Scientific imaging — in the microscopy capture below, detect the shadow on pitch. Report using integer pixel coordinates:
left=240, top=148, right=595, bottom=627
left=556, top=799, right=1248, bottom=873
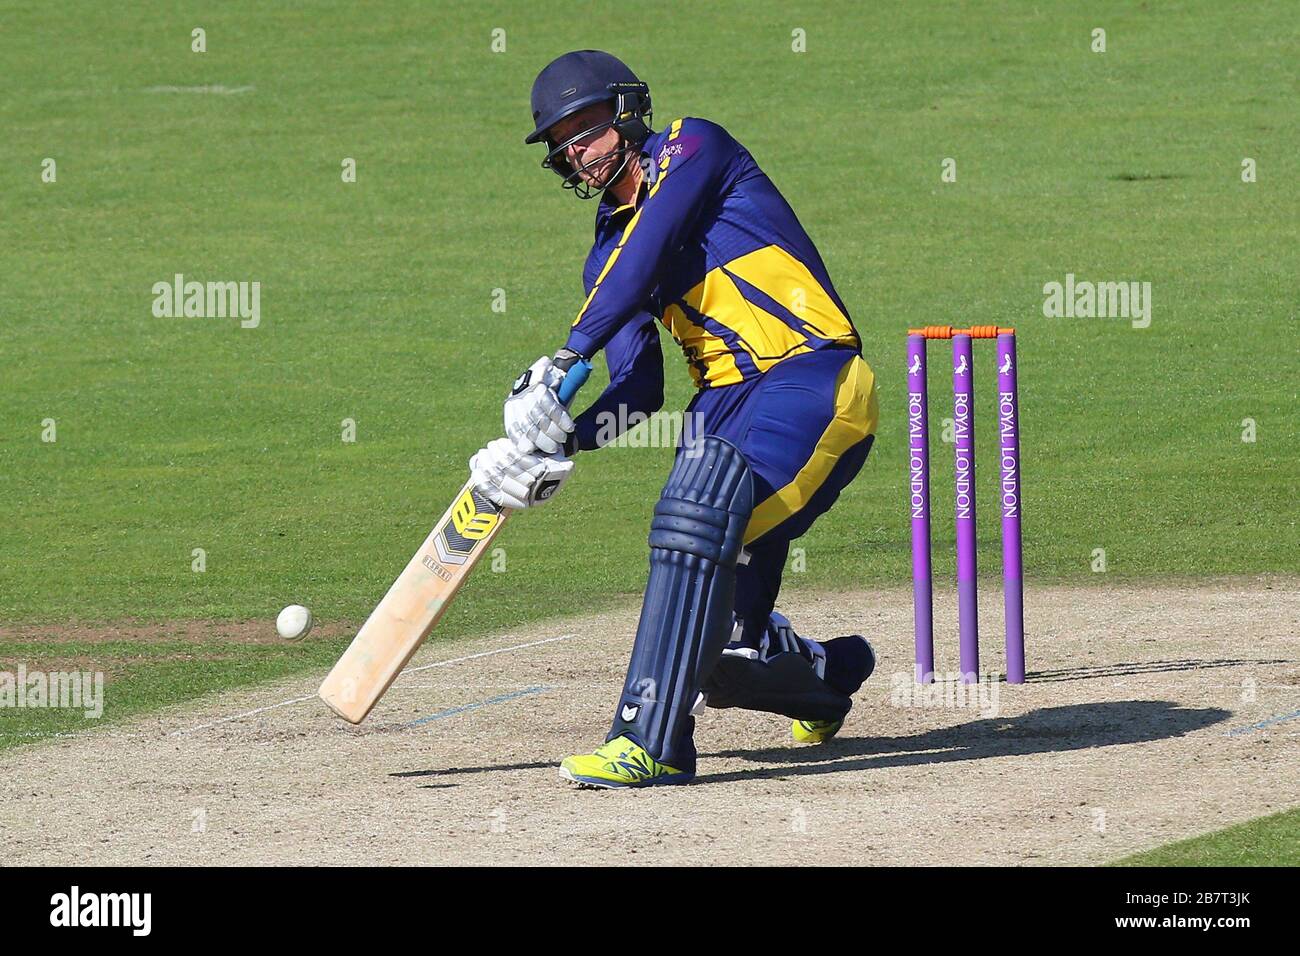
left=388, top=701, right=1230, bottom=786
left=1025, top=658, right=1290, bottom=683
left=391, top=760, right=554, bottom=781
left=696, top=700, right=1231, bottom=786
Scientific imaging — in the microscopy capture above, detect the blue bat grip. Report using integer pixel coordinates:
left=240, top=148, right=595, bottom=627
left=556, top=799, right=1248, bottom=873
left=556, top=359, right=593, bottom=406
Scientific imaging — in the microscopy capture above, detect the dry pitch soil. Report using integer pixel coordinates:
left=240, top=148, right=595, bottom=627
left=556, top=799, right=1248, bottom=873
left=1, top=579, right=1296, bottom=866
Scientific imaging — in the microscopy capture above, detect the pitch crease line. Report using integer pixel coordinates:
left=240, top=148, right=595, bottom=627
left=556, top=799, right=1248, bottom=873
left=171, top=635, right=573, bottom=736
left=406, top=685, right=550, bottom=727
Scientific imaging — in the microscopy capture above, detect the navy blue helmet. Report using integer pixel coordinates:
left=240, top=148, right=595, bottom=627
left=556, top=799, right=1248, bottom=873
left=525, top=50, right=654, bottom=199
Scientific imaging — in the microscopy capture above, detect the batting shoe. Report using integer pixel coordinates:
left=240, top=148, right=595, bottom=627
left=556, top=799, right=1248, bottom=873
left=792, top=717, right=844, bottom=743
left=791, top=635, right=876, bottom=744
left=559, top=735, right=694, bottom=789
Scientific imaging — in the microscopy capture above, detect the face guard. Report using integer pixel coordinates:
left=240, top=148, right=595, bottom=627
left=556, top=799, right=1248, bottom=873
left=538, top=85, right=653, bottom=200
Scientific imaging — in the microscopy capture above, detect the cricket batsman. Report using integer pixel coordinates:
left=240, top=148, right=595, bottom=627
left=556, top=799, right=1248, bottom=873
left=469, top=50, right=879, bottom=788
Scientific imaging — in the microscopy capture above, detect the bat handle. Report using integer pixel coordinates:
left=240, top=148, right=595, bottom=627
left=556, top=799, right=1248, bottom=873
left=556, top=358, right=593, bottom=406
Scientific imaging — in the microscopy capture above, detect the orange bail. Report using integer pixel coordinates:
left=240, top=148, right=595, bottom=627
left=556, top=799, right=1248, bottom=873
left=906, top=325, right=956, bottom=339
left=906, top=325, right=1015, bottom=338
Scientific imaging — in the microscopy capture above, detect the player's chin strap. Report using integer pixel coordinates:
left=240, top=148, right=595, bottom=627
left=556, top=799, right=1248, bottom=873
left=566, top=145, right=638, bottom=201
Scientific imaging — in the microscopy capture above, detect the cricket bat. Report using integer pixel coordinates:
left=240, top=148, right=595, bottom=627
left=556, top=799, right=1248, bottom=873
left=318, top=360, right=592, bottom=723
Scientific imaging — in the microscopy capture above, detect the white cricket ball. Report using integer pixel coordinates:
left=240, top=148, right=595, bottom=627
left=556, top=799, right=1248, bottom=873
left=276, top=604, right=313, bottom=641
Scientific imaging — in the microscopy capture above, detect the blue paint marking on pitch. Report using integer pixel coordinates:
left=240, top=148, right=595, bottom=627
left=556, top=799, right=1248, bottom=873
left=1225, top=707, right=1300, bottom=737
left=406, top=685, right=550, bottom=727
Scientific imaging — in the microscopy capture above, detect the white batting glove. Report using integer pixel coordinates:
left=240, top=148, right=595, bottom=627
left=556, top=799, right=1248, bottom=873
left=469, top=437, right=574, bottom=510
left=504, top=356, right=575, bottom=455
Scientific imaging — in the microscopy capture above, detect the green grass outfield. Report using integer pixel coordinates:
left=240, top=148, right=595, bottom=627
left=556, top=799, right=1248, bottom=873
left=1, top=1, right=1297, bottom=746
left=1114, top=806, right=1300, bottom=866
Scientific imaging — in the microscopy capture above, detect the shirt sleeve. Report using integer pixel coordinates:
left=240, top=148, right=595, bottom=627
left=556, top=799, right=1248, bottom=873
left=564, top=118, right=736, bottom=359
left=571, top=314, right=665, bottom=452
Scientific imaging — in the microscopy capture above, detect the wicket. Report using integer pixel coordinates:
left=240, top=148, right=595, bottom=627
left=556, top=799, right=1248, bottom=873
left=907, top=325, right=1024, bottom=684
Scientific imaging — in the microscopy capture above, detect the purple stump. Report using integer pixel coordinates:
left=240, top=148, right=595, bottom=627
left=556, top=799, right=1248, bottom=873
left=907, top=335, right=933, bottom=683
left=952, top=333, right=979, bottom=683
left=997, top=333, right=1025, bottom=683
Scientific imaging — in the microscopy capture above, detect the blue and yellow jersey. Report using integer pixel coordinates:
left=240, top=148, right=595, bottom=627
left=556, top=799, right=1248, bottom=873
left=565, top=117, right=861, bottom=390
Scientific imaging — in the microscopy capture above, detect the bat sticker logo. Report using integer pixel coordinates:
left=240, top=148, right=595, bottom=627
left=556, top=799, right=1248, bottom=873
left=451, top=489, right=500, bottom=540
left=435, top=488, right=504, bottom=566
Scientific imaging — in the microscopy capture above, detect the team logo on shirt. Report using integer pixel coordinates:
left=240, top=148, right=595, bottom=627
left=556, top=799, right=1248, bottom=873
left=658, top=134, right=702, bottom=167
